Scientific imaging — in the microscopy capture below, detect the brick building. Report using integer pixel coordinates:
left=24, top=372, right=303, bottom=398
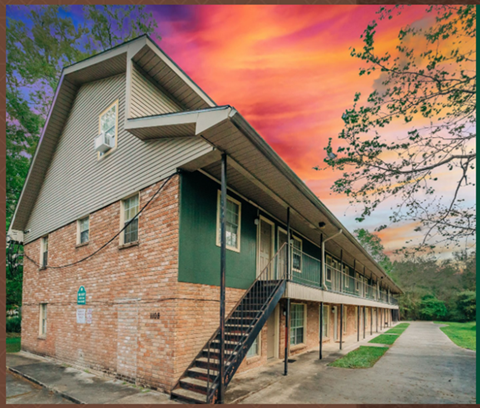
left=9, top=35, right=401, bottom=404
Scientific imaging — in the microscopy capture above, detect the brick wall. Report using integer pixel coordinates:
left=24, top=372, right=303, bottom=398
left=22, top=175, right=181, bottom=392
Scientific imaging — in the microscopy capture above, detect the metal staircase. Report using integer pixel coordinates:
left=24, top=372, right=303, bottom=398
left=171, top=243, right=288, bottom=404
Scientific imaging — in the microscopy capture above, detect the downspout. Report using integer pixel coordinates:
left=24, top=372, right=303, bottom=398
left=321, top=229, right=343, bottom=289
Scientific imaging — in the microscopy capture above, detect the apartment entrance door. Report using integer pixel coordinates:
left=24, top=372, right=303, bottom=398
left=258, top=217, right=274, bottom=277
left=267, top=305, right=278, bottom=359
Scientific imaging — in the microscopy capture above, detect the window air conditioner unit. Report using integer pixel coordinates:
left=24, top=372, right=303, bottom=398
left=94, top=131, right=113, bottom=153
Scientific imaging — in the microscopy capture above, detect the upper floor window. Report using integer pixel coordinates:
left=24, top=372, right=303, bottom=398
left=122, top=194, right=140, bottom=245
left=216, top=191, right=241, bottom=252
left=40, top=236, right=48, bottom=268
left=326, top=255, right=332, bottom=281
left=344, top=265, right=350, bottom=288
left=98, top=100, right=118, bottom=159
left=77, top=216, right=89, bottom=244
left=292, top=236, right=302, bottom=273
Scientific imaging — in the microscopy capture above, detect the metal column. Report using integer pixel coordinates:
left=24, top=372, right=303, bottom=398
left=218, top=153, right=227, bottom=404
left=339, top=304, right=343, bottom=350
left=284, top=207, right=291, bottom=376
left=319, top=301, right=323, bottom=359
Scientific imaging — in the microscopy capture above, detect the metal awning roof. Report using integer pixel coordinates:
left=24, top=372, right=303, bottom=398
left=126, top=107, right=402, bottom=294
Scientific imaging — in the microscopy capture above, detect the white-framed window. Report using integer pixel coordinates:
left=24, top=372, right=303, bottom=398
left=216, top=191, right=241, bottom=252
left=77, top=216, right=90, bottom=244
left=343, top=306, right=347, bottom=333
left=292, top=236, right=302, bottom=273
left=355, top=272, right=360, bottom=291
left=121, top=194, right=140, bottom=245
left=344, top=265, right=350, bottom=288
left=326, top=255, right=332, bottom=282
left=290, top=303, right=306, bottom=346
left=39, top=303, right=47, bottom=336
left=98, top=100, right=118, bottom=159
left=246, top=335, right=260, bottom=358
left=321, top=304, right=329, bottom=339
left=40, top=236, right=49, bottom=268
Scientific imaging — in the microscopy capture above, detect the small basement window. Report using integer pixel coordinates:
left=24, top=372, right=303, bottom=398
left=77, top=216, right=89, bottom=244
left=39, top=304, right=47, bottom=337
left=122, top=194, right=140, bottom=245
left=246, top=335, right=260, bottom=358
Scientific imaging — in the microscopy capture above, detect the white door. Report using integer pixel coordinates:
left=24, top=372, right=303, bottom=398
left=258, top=218, right=274, bottom=277
left=267, top=305, right=278, bottom=359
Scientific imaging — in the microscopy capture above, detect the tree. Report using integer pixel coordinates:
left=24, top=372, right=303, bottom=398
left=6, top=6, right=160, bottom=308
left=319, top=5, right=476, bottom=253
left=354, top=228, right=393, bottom=274
left=418, top=295, right=447, bottom=320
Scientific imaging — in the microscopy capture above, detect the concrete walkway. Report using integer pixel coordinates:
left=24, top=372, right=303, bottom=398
left=227, top=321, right=476, bottom=404
left=6, top=352, right=175, bottom=404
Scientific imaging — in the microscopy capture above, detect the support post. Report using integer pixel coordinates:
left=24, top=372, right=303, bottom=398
left=319, top=301, right=323, bottom=359
left=370, top=307, right=373, bottom=335
left=357, top=306, right=360, bottom=342
left=339, top=304, right=343, bottom=350
left=363, top=306, right=366, bottom=339
left=376, top=308, right=378, bottom=332
left=284, top=207, right=291, bottom=376
left=218, top=152, right=227, bottom=404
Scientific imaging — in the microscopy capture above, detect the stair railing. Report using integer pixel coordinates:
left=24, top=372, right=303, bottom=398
left=172, top=243, right=288, bottom=403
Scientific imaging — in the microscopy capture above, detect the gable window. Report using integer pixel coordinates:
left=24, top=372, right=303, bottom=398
left=40, top=236, right=48, bottom=268
left=292, top=236, right=302, bottom=272
left=98, top=100, right=118, bottom=158
left=39, top=304, right=47, bottom=337
left=77, top=216, right=90, bottom=244
left=216, top=191, right=241, bottom=252
left=290, top=303, right=306, bottom=346
left=122, top=194, right=139, bottom=245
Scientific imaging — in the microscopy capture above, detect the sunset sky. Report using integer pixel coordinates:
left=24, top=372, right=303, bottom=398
left=9, top=5, right=471, bottom=257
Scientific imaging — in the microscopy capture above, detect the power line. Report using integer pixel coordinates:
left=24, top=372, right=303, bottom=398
left=22, top=172, right=177, bottom=270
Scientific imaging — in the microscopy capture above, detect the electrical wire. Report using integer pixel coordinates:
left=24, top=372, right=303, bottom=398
left=23, top=172, right=177, bottom=270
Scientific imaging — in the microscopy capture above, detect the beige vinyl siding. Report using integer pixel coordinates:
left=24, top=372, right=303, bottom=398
left=129, top=63, right=183, bottom=118
left=24, top=73, right=211, bottom=244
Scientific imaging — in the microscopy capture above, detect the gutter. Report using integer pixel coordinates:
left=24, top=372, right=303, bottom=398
left=322, top=229, right=343, bottom=289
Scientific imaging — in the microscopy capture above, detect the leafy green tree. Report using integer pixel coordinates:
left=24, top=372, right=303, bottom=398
left=418, top=294, right=447, bottom=320
left=6, top=5, right=160, bottom=309
left=354, top=228, right=393, bottom=274
left=319, top=5, right=476, bottom=253
left=455, top=290, right=476, bottom=321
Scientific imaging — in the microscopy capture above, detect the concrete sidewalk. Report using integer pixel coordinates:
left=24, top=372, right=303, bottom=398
left=6, top=352, right=176, bottom=404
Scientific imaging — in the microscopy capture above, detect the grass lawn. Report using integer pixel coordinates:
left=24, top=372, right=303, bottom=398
left=434, top=321, right=476, bottom=351
left=329, top=346, right=389, bottom=368
left=6, top=337, right=21, bottom=353
left=386, top=323, right=410, bottom=335
left=395, top=323, right=410, bottom=328
left=368, top=334, right=399, bottom=345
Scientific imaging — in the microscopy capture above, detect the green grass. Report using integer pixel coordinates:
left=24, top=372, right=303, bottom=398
left=329, top=346, right=389, bottom=368
left=6, top=337, right=21, bottom=353
left=368, top=334, right=400, bottom=345
left=386, top=323, right=410, bottom=334
left=434, top=321, right=476, bottom=351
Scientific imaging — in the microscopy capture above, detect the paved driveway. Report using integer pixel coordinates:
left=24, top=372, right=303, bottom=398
left=228, top=322, right=476, bottom=404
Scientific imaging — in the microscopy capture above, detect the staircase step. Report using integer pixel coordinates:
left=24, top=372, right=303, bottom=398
left=195, top=357, right=231, bottom=370
left=171, top=387, right=207, bottom=404
left=211, top=339, right=240, bottom=350
left=202, top=347, right=238, bottom=359
left=187, top=366, right=219, bottom=381
left=180, top=377, right=212, bottom=395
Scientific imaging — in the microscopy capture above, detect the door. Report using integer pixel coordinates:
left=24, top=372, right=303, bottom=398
left=267, top=305, right=278, bottom=359
left=333, top=306, right=338, bottom=341
left=258, top=218, right=274, bottom=277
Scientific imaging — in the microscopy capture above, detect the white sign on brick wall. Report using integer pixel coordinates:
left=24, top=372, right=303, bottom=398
left=77, top=308, right=86, bottom=324
left=86, top=309, right=92, bottom=324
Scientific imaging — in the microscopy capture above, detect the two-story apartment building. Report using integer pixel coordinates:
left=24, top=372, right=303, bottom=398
left=9, top=35, right=401, bottom=404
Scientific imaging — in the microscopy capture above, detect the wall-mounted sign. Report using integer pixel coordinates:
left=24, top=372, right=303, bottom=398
left=86, top=309, right=92, bottom=324
left=77, top=309, right=86, bottom=324
left=77, top=286, right=86, bottom=305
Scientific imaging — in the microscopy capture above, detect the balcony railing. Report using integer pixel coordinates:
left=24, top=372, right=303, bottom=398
left=286, top=246, right=397, bottom=306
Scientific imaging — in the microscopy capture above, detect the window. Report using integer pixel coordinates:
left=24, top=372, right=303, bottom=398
left=290, top=303, right=305, bottom=345
left=40, top=236, right=48, bottom=268
left=246, top=335, right=259, bottom=358
left=77, top=217, right=89, bottom=244
left=355, top=273, right=360, bottom=291
left=321, top=305, right=329, bottom=339
left=39, top=304, right=47, bottom=336
left=122, top=194, right=139, bottom=244
left=292, top=236, right=302, bottom=272
left=344, top=266, right=350, bottom=288
left=326, top=255, right=332, bottom=281
left=216, top=192, right=241, bottom=252
left=98, top=101, right=118, bottom=158
left=343, top=306, right=347, bottom=333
